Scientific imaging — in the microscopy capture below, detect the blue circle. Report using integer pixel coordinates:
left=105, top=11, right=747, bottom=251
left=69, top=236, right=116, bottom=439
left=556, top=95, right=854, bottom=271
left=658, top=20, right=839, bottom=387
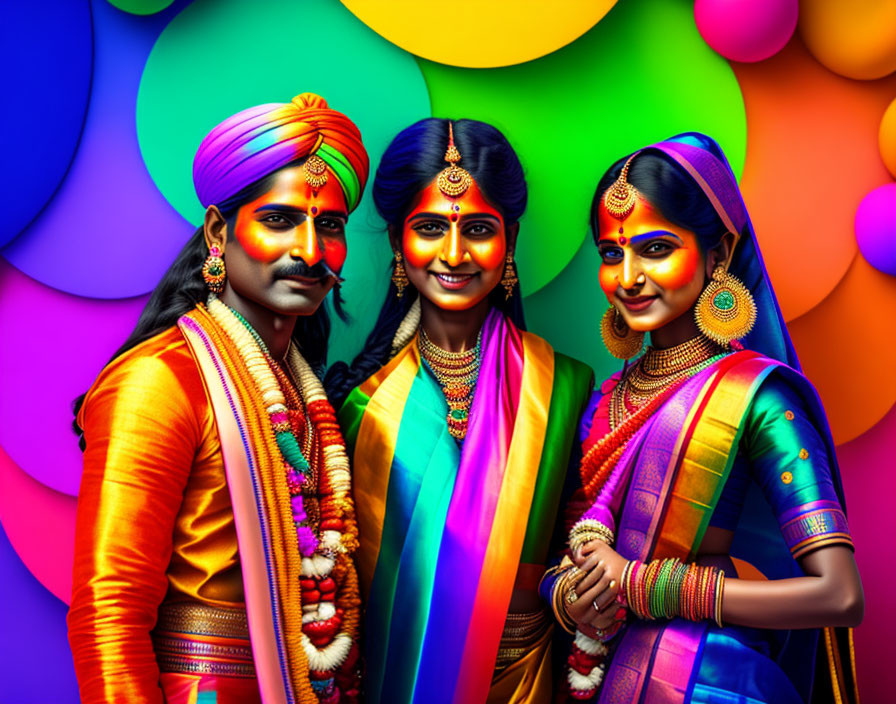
left=0, top=0, right=92, bottom=247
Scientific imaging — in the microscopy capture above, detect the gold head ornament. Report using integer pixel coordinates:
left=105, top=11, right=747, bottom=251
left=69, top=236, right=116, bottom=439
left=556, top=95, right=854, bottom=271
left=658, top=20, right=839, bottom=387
left=304, top=154, right=328, bottom=189
left=603, top=153, right=640, bottom=220
left=436, top=122, right=473, bottom=198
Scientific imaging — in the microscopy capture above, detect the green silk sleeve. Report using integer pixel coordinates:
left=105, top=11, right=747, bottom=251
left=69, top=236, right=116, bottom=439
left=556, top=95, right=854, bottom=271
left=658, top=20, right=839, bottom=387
left=739, top=374, right=853, bottom=559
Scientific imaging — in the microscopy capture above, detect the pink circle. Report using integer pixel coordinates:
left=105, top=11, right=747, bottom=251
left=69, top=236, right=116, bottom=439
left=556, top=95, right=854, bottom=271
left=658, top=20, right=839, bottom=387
left=0, top=445, right=77, bottom=603
left=855, top=183, right=896, bottom=276
left=695, top=0, right=798, bottom=63
left=0, top=259, right=148, bottom=495
left=836, top=402, right=896, bottom=702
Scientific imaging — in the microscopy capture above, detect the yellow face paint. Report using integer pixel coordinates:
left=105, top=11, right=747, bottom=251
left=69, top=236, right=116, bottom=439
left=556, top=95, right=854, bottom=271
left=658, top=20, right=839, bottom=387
left=401, top=178, right=507, bottom=312
left=596, top=196, right=705, bottom=332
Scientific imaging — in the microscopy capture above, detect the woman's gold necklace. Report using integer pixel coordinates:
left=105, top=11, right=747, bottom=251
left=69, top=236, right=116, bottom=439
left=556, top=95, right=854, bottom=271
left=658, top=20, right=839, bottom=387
left=418, top=327, right=482, bottom=441
left=610, top=335, right=728, bottom=429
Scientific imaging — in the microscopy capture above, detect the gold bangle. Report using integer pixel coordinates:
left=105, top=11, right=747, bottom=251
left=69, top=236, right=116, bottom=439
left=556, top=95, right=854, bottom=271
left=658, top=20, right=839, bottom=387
left=551, top=571, right=577, bottom=635
left=715, top=571, right=725, bottom=628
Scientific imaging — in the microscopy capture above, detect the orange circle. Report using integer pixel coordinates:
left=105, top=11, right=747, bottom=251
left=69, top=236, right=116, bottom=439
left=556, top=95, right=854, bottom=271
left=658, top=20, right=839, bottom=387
left=799, top=1, right=896, bottom=80
left=879, top=98, right=896, bottom=180
left=788, top=253, right=896, bottom=444
left=733, top=38, right=896, bottom=321
left=781, top=471, right=794, bottom=485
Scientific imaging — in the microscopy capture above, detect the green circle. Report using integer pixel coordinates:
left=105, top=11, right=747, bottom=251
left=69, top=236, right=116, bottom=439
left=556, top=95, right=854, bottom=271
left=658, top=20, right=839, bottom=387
left=713, top=290, right=735, bottom=310
left=419, top=0, right=746, bottom=296
left=136, top=0, right=431, bottom=364
left=107, top=0, right=175, bottom=15
left=524, top=238, right=622, bottom=384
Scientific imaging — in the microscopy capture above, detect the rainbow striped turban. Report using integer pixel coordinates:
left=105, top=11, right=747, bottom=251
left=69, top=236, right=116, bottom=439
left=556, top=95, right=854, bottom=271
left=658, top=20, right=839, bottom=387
left=193, top=92, right=369, bottom=212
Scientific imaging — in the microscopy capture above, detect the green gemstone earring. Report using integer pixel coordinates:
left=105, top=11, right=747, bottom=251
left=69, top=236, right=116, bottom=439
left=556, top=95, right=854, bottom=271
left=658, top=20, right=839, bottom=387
left=694, top=267, right=757, bottom=345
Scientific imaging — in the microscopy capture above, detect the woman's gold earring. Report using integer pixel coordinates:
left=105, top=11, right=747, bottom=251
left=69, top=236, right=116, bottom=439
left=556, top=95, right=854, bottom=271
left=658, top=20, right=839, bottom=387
left=500, top=253, right=519, bottom=299
left=694, top=267, right=757, bottom=345
left=202, top=245, right=226, bottom=294
left=392, top=251, right=408, bottom=298
left=601, top=306, right=644, bottom=360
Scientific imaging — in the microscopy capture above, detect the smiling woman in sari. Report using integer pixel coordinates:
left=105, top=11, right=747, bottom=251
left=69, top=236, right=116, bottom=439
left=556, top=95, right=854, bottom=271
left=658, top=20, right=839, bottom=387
left=542, top=133, right=863, bottom=703
left=328, top=118, right=592, bottom=704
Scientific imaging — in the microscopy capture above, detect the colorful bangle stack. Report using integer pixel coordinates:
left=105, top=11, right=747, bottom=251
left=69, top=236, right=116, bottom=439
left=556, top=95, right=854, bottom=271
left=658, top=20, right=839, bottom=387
left=622, top=558, right=724, bottom=627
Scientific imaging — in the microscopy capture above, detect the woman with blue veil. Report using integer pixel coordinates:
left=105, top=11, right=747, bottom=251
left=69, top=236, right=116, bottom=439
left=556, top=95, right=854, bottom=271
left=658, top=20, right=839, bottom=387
left=542, top=133, right=863, bottom=703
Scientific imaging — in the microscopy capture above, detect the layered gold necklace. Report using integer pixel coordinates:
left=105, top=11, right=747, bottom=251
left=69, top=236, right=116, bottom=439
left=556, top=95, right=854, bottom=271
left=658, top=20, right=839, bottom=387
left=418, top=327, right=482, bottom=441
left=610, top=335, right=727, bottom=429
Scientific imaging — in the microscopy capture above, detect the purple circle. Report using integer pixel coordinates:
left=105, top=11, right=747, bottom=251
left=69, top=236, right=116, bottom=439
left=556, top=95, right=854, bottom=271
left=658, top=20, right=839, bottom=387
left=1, top=0, right=193, bottom=298
left=855, top=183, right=896, bottom=277
left=694, top=0, right=798, bottom=63
left=0, top=259, right=148, bottom=495
left=0, top=0, right=91, bottom=247
left=0, top=525, right=78, bottom=703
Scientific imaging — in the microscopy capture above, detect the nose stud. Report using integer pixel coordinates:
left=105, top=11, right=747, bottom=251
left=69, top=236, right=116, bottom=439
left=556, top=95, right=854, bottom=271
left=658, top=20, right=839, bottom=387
left=635, top=273, right=646, bottom=285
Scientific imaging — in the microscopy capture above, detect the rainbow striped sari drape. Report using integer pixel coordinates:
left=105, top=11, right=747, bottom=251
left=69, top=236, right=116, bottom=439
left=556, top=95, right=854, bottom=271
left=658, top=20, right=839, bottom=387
left=340, top=310, right=591, bottom=704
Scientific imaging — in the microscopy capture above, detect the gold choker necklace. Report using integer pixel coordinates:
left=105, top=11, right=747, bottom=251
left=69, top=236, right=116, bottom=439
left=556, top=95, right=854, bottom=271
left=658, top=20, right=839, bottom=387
left=418, top=327, right=482, bottom=441
left=610, top=336, right=727, bottom=429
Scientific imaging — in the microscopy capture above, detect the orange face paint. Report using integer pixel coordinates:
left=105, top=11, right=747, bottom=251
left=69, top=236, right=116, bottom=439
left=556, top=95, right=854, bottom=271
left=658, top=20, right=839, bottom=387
left=595, top=196, right=705, bottom=332
left=232, top=164, right=349, bottom=272
left=403, top=179, right=506, bottom=271
left=401, top=178, right=507, bottom=311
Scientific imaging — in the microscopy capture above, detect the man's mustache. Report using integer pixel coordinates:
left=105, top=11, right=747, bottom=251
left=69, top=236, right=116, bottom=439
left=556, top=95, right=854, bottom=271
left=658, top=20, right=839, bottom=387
left=272, top=259, right=343, bottom=283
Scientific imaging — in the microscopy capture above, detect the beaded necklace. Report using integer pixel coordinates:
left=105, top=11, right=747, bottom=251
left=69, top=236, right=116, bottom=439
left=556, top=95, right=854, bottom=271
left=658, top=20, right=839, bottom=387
left=610, top=336, right=727, bottom=429
left=418, top=326, right=482, bottom=441
left=205, top=298, right=359, bottom=693
left=581, top=336, right=730, bottom=502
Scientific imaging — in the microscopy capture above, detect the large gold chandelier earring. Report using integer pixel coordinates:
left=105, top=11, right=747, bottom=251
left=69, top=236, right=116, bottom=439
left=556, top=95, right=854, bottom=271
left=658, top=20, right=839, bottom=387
left=600, top=306, right=644, bottom=360
left=392, top=250, right=409, bottom=298
left=202, top=245, right=226, bottom=294
left=500, top=252, right=519, bottom=299
left=694, top=267, right=757, bottom=345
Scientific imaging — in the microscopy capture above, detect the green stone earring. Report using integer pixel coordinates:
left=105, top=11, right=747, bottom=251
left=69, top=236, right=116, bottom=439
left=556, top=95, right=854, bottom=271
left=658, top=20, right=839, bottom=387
left=694, top=267, right=757, bottom=345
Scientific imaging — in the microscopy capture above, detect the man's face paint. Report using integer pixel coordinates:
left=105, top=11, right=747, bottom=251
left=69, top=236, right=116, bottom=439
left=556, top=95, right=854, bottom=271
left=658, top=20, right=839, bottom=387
left=232, top=164, right=348, bottom=273
left=222, top=163, right=348, bottom=318
left=596, top=196, right=705, bottom=332
left=401, top=178, right=507, bottom=312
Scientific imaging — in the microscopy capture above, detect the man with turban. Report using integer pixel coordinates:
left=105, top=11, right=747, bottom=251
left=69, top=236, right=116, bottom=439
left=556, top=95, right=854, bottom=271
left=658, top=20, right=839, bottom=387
left=68, top=93, right=370, bottom=704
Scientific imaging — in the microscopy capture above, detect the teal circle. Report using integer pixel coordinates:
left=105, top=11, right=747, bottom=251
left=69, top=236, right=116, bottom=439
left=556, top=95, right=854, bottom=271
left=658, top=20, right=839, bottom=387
left=713, top=289, right=735, bottom=310
left=137, top=0, right=430, bottom=363
left=419, top=0, right=746, bottom=296
left=107, top=0, right=175, bottom=15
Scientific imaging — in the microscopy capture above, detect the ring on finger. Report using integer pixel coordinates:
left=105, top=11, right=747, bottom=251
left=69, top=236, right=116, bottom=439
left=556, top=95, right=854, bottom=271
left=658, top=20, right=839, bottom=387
left=565, top=587, right=580, bottom=605
left=592, top=598, right=601, bottom=612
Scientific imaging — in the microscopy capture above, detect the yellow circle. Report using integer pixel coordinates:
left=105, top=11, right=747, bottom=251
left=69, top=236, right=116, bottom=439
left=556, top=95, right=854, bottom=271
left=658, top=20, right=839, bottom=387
left=799, top=448, right=810, bottom=460
left=784, top=410, right=795, bottom=421
left=781, top=471, right=793, bottom=485
left=339, top=0, right=618, bottom=68
left=880, top=98, right=896, bottom=180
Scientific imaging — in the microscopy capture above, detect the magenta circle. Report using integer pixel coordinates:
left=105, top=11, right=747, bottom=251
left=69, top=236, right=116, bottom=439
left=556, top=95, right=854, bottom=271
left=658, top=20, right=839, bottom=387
left=855, top=183, right=896, bottom=277
left=694, top=0, right=798, bottom=63
left=0, top=259, right=148, bottom=495
left=0, top=445, right=77, bottom=604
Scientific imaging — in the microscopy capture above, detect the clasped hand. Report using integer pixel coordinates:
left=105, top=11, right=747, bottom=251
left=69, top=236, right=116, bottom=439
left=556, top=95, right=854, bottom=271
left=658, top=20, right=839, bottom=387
left=565, top=539, right=629, bottom=637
